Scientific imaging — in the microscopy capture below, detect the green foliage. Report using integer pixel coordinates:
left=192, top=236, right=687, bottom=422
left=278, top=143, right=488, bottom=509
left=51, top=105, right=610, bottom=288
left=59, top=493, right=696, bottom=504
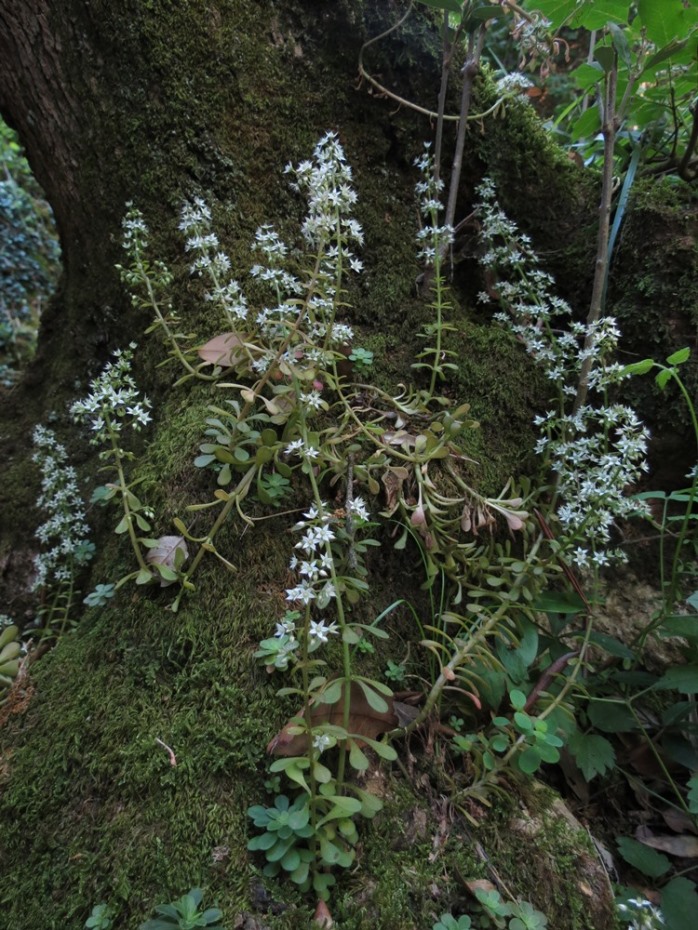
left=454, top=689, right=566, bottom=781
left=566, top=731, right=615, bottom=781
left=247, top=791, right=364, bottom=897
left=384, top=658, right=407, bottom=684
left=661, top=878, right=698, bottom=930
left=348, top=346, right=374, bottom=376
left=85, top=903, right=116, bottom=929
left=616, top=836, right=671, bottom=879
left=83, top=583, right=117, bottom=608
left=0, top=120, right=60, bottom=384
left=432, top=887, right=549, bottom=930
left=522, top=0, right=698, bottom=180
left=140, top=888, right=223, bottom=930
left=433, top=914, right=472, bottom=930
left=0, top=622, right=22, bottom=697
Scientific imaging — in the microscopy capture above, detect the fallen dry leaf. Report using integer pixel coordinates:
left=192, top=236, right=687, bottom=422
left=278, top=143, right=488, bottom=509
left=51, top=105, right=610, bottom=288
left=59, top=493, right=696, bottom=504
left=639, top=831, right=698, bottom=858
left=197, top=332, right=246, bottom=367
left=268, top=683, right=420, bottom=756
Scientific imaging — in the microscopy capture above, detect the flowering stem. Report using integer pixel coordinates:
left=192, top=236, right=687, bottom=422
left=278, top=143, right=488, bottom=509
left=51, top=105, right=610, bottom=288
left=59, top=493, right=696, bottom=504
left=173, top=250, right=328, bottom=610
left=297, top=399, right=353, bottom=792
left=428, top=249, right=445, bottom=398
left=133, top=249, right=217, bottom=382
left=109, top=423, right=150, bottom=576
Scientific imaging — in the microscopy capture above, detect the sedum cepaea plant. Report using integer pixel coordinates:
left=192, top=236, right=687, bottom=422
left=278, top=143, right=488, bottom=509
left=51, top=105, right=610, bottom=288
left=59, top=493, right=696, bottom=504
left=110, top=133, right=551, bottom=901
left=32, top=424, right=95, bottom=634
left=69, top=344, right=158, bottom=588
left=46, top=127, right=660, bottom=912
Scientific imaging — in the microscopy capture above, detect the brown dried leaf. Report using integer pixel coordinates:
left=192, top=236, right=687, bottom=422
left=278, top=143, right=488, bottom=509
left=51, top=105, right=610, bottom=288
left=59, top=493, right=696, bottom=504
left=660, top=808, right=698, bottom=835
left=268, top=680, right=396, bottom=756
left=381, top=466, right=409, bottom=515
left=639, top=832, right=698, bottom=859
left=197, top=332, right=246, bottom=367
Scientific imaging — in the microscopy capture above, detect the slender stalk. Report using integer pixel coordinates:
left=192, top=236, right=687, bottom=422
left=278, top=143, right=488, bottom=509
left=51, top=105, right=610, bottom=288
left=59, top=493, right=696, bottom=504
left=572, top=54, right=618, bottom=416
left=134, top=252, right=218, bottom=381
left=303, top=433, right=352, bottom=791
left=443, top=27, right=485, bottom=238
left=109, top=422, right=151, bottom=575
left=400, top=534, right=544, bottom=736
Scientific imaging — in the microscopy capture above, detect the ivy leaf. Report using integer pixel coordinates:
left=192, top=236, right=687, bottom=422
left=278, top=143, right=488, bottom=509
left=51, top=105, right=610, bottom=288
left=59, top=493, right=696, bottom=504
left=661, top=878, right=698, bottom=930
left=654, top=665, right=698, bottom=694
left=687, top=776, right=698, bottom=815
left=567, top=731, right=616, bottom=781
left=638, top=0, right=698, bottom=46
left=616, top=836, right=671, bottom=878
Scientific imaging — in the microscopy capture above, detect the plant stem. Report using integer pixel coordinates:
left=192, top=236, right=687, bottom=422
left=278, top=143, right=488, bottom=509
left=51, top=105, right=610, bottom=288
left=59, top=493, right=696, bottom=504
left=400, top=533, right=544, bottom=736
left=110, top=421, right=151, bottom=575
left=135, top=253, right=217, bottom=381
left=572, top=53, right=618, bottom=416
left=443, top=27, right=485, bottom=239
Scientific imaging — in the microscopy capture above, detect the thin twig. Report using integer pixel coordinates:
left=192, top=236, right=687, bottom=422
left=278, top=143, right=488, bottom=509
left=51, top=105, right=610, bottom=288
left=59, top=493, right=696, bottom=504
left=572, top=52, right=618, bottom=416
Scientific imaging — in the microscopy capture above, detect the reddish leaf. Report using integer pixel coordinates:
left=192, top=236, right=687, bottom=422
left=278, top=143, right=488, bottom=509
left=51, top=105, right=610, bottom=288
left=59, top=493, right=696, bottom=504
left=268, top=680, right=398, bottom=756
left=313, top=899, right=334, bottom=929
left=197, top=332, right=246, bottom=367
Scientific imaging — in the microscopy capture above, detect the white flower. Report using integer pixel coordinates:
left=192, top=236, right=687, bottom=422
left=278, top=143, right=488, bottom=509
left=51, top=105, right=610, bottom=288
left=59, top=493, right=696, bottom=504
left=312, top=524, right=335, bottom=545
left=32, top=426, right=93, bottom=590
left=313, top=733, right=333, bottom=753
left=309, top=619, right=339, bottom=644
left=285, top=581, right=316, bottom=605
left=348, top=496, right=370, bottom=521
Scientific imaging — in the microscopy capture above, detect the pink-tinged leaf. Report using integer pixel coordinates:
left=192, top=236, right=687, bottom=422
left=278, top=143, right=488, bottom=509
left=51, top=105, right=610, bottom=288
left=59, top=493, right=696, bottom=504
left=313, top=899, right=334, bottom=928
left=504, top=510, right=529, bottom=532
left=197, top=332, right=245, bottom=367
left=146, top=536, right=189, bottom=587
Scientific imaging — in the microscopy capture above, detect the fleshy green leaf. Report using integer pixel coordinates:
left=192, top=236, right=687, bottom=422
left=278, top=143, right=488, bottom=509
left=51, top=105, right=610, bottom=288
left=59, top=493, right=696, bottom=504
left=667, top=347, right=691, bottom=366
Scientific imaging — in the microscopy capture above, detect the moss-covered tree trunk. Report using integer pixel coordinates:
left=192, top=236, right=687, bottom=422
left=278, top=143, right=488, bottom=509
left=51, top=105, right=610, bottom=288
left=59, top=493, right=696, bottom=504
left=0, top=2, right=674, bottom=927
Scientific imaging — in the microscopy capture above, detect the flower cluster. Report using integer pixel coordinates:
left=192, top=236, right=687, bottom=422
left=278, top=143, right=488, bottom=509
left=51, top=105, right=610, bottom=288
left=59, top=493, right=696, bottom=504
left=285, top=130, right=364, bottom=271
left=32, top=425, right=94, bottom=590
left=286, top=503, right=339, bottom=615
left=179, top=198, right=249, bottom=325
left=255, top=497, right=370, bottom=672
left=120, top=204, right=173, bottom=294
left=476, top=179, right=649, bottom=567
left=414, top=144, right=454, bottom=263
left=177, top=133, right=362, bottom=383
left=616, top=897, right=664, bottom=930
left=70, top=344, right=152, bottom=453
